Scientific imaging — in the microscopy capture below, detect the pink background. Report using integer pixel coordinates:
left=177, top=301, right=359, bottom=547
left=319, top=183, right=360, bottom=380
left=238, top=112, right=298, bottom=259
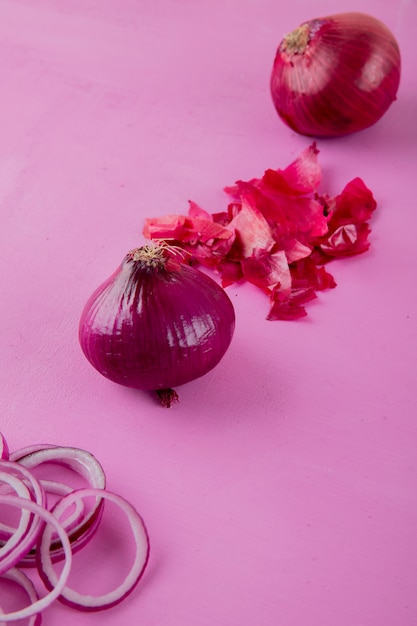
left=1, top=0, right=416, bottom=624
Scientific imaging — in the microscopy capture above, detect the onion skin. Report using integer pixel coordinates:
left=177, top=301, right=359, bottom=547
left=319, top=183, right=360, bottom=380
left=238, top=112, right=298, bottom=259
left=270, top=12, right=401, bottom=137
left=79, top=246, right=235, bottom=394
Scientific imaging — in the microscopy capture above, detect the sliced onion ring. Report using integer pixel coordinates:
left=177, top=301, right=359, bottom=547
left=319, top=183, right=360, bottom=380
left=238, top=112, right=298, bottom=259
left=0, top=471, right=33, bottom=568
left=40, top=480, right=86, bottom=534
left=14, top=446, right=106, bottom=563
left=12, top=446, right=106, bottom=490
left=9, top=444, right=54, bottom=463
left=0, top=567, right=42, bottom=626
left=37, top=488, right=150, bottom=611
left=0, top=495, right=72, bottom=622
left=0, top=462, right=46, bottom=573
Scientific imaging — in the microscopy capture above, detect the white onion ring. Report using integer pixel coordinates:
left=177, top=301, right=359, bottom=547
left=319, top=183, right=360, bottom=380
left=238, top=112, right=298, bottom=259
left=0, top=495, right=72, bottom=622
left=37, top=488, right=150, bottom=610
left=0, top=462, right=46, bottom=573
left=12, top=446, right=106, bottom=488
left=40, top=480, right=86, bottom=533
left=9, top=444, right=55, bottom=463
left=0, top=567, right=42, bottom=626
left=0, top=471, right=33, bottom=571
left=14, top=447, right=106, bottom=563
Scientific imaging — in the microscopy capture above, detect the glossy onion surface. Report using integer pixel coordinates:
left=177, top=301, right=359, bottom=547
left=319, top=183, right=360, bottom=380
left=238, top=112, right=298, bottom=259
left=270, top=12, right=401, bottom=137
left=79, top=250, right=236, bottom=391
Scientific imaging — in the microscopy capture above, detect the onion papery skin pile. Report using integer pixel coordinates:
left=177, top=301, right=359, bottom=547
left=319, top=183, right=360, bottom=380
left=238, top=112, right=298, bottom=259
left=0, top=433, right=150, bottom=622
left=79, top=246, right=236, bottom=399
left=270, top=12, right=401, bottom=137
left=143, top=144, right=377, bottom=321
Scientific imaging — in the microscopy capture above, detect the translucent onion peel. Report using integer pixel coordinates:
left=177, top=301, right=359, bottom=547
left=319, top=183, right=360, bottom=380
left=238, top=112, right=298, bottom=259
left=143, top=144, right=377, bottom=320
left=270, top=12, right=401, bottom=137
left=79, top=243, right=236, bottom=405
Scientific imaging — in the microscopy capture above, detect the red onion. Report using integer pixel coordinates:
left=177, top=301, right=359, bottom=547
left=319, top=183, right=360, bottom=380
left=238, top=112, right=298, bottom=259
left=79, top=244, right=235, bottom=406
left=270, top=12, right=401, bottom=137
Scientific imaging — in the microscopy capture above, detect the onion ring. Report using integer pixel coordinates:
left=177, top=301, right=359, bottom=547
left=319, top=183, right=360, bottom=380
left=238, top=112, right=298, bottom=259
left=0, top=471, right=33, bottom=569
left=0, top=495, right=72, bottom=622
left=0, top=462, right=46, bottom=573
left=37, top=488, right=150, bottom=611
left=0, top=567, right=42, bottom=626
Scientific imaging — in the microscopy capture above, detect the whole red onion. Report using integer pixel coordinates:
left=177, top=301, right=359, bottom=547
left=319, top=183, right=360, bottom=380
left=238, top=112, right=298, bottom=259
left=270, top=12, right=401, bottom=137
left=79, top=244, right=235, bottom=405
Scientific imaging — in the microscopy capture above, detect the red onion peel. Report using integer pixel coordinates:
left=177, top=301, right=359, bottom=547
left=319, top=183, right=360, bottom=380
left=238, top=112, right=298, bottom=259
left=144, top=144, right=377, bottom=320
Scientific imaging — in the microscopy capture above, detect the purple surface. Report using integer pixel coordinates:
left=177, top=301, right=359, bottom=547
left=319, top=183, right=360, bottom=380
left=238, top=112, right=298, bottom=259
left=1, top=0, right=416, bottom=624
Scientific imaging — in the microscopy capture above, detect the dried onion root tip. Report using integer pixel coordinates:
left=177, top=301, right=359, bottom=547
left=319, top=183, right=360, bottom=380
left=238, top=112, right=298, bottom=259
left=0, top=495, right=73, bottom=622
left=127, top=241, right=189, bottom=272
left=156, top=388, right=179, bottom=408
left=280, top=22, right=311, bottom=54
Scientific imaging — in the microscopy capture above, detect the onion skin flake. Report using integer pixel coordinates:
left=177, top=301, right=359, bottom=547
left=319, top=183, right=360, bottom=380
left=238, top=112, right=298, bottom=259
left=143, top=144, right=377, bottom=320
